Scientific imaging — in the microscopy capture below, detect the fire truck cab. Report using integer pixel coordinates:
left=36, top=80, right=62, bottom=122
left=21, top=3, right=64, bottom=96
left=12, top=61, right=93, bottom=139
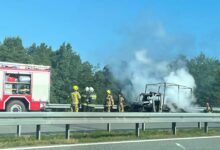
left=0, top=62, right=50, bottom=112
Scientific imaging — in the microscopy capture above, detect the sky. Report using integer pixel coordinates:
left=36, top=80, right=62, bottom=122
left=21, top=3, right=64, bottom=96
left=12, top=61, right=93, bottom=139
left=0, top=0, right=220, bottom=65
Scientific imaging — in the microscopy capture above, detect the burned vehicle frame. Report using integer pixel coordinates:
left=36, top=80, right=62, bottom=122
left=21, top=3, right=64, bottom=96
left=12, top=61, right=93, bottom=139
left=129, top=82, right=193, bottom=112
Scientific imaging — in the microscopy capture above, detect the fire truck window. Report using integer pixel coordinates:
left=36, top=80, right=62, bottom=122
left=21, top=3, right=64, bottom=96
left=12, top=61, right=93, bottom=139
left=6, top=74, right=17, bottom=82
left=4, top=83, right=14, bottom=94
left=18, top=84, right=30, bottom=94
left=4, top=73, right=31, bottom=95
left=18, top=75, right=31, bottom=83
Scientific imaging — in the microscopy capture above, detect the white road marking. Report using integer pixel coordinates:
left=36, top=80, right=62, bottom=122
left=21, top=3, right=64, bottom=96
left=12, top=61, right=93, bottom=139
left=176, top=143, right=187, bottom=150
left=1, top=135, right=220, bottom=150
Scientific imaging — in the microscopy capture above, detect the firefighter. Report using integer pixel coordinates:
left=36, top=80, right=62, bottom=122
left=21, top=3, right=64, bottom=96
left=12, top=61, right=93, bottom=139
left=204, top=102, right=212, bottom=113
left=81, top=87, right=90, bottom=112
left=118, top=92, right=125, bottom=112
left=70, top=85, right=81, bottom=112
left=105, top=89, right=114, bottom=112
left=87, top=87, right=97, bottom=112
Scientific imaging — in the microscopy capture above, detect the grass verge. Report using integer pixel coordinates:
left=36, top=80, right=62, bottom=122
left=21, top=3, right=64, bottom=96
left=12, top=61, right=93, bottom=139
left=1, top=128, right=220, bottom=148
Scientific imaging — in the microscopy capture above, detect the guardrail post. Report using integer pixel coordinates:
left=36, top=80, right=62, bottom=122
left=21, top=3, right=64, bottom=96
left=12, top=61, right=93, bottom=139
left=204, top=122, right=208, bottom=133
left=172, top=122, right=176, bottom=135
left=65, top=124, right=70, bottom=140
left=36, top=125, right=41, bottom=140
left=17, top=125, right=21, bottom=137
left=198, top=122, right=202, bottom=129
left=142, top=123, right=145, bottom=131
left=135, top=123, right=140, bottom=137
left=107, top=123, right=111, bottom=133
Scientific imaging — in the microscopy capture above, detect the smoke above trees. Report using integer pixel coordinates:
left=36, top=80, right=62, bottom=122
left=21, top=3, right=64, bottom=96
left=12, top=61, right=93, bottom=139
left=108, top=16, right=198, bottom=111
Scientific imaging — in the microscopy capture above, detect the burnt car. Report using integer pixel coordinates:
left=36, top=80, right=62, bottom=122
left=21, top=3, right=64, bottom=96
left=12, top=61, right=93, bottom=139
left=128, top=83, right=192, bottom=112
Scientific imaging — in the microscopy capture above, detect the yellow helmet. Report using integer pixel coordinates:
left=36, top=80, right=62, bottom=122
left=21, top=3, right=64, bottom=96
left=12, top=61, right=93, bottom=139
left=106, top=89, right=111, bottom=94
left=73, top=85, right=79, bottom=91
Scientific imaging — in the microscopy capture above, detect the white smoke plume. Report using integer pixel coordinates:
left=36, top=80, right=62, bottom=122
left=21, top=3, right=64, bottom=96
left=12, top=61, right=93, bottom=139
left=108, top=16, right=197, bottom=112
left=111, top=49, right=197, bottom=112
left=164, top=68, right=197, bottom=112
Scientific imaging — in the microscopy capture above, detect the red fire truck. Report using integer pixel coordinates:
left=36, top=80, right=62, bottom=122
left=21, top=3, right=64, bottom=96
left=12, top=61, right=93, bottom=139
left=0, top=61, right=50, bottom=112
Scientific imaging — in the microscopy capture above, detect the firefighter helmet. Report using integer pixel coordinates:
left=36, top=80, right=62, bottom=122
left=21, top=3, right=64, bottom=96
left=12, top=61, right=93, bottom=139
left=106, top=89, right=111, bottom=94
left=85, top=87, right=89, bottom=92
left=89, top=87, right=94, bottom=92
left=73, top=85, right=79, bottom=91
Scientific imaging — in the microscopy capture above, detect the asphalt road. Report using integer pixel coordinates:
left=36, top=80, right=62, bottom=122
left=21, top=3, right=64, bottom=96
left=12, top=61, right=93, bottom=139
left=3, top=136, right=220, bottom=150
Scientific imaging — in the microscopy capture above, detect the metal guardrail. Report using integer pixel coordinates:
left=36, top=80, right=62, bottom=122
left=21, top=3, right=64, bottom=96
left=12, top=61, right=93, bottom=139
left=45, top=104, right=118, bottom=110
left=0, top=112, right=220, bottom=140
left=45, top=104, right=220, bottom=112
left=195, top=107, right=220, bottom=112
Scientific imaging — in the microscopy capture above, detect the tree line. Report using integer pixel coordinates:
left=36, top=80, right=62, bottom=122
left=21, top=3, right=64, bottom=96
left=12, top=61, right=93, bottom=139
left=0, top=37, right=219, bottom=107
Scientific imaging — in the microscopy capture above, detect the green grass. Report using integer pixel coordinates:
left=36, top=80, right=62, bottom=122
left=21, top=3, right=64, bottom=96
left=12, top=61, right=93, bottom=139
left=1, top=128, right=220, bottom=148
left=0, top=135, right=77, bottom=148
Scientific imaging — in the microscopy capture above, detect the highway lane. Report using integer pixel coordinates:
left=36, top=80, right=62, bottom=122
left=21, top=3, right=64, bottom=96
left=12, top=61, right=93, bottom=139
left=0, top=122, right=220, bottom=135
left=3, top=136, right=220, bottom=150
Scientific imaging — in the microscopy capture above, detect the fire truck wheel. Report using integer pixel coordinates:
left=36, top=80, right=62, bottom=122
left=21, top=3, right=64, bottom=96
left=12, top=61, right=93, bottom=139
left=6, top=100, right=27, bottom=112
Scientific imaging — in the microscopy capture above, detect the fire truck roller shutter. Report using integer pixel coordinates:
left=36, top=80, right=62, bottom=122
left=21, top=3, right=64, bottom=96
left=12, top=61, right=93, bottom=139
left=32, top=72, right=50, bottom=103
left=6, top=100, right=26, bottom=112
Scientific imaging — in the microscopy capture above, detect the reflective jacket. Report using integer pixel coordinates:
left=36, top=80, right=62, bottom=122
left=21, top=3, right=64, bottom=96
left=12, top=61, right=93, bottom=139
left=90, top=93, right=97, bottom=101
left=118, top=95, right=125, bottom=104
left=88, top=93, right=97, bottom=107
left=106, top=94, right=114, bottom=106
left=71, top=91, right=81, bottom=105
left=81, top=92, right=89, bottom=106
